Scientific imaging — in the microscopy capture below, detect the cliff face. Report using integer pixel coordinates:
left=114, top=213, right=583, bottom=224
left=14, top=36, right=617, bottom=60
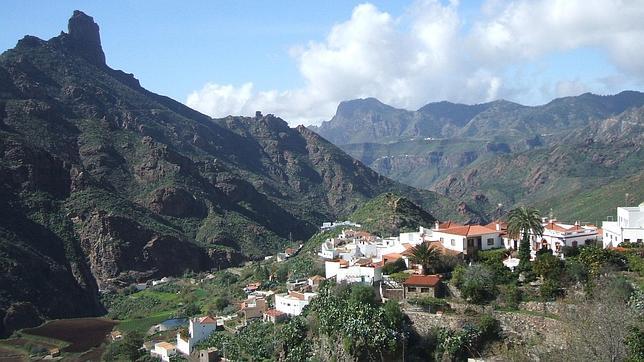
left=0, top=11, right=478, bottom=335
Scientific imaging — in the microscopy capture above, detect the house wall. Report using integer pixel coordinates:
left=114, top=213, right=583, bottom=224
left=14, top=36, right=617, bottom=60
left=275, top=294, right=309, bottom=316
left=176, top=336, right=190, bottom=355
left=325, top=261, right=341, bottom=279
left=434, top=231, right=467, bottom=253
left=404, top=285, right=437, bottom=299
left=335, top=265, right=382, bottom=284
left=479, top=233, right=504, bottom=250
left=190, top=320, right=217, bottom=345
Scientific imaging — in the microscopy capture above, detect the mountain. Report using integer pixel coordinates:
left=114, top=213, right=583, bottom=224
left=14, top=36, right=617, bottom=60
left=312, top=92, right=644, bottom=145
left=0, top=11, right=480, bottom=335
left=311, top=93, right=643, bottom=223
left=348, top=193, right=437, bottom=237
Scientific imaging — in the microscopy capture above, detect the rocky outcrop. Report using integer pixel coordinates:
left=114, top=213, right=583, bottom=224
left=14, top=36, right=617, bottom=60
left=148, top=187, right=206, bottom=218
left=63, top=10, right=106, bottom=66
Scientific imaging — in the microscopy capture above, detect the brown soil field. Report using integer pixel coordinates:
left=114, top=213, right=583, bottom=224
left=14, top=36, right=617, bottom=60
left=0, top=345, right=27, bottom=362
left=23, top=318, right=117, bottom=353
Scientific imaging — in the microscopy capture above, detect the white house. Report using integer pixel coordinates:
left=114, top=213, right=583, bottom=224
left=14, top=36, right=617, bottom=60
left=431, top=223, right=504, bottom=255
left=274, top=291, right=318, bottom=316
left=151, top=342, right=176, bottom=362
left=603, top=203, right=644, bottom=248
left=533, top=220, right=599, bottom=254
left=318, top=241, right=339, bottom=259
left=176, top=316, right=219, bottom=355
left=325, top=259, right=383, bottom=284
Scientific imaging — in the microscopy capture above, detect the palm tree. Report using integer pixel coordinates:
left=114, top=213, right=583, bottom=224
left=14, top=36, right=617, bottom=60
left=409, top=242, right=441, bottom=275
left=507, top=206, right=544, bottom=269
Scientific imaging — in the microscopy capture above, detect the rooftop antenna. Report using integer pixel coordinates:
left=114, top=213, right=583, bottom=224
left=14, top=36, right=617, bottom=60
left=625, top=193, right=630, bottom=206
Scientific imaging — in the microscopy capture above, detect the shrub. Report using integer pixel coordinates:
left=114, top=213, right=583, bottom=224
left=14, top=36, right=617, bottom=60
left=408, top=296, right=449, bottom=311
left=533, top=252, right=564, bottom=281
left=626, top=254, right=644, bottom=276
left=388, top=272, right=410, bottom=284
left=576, top=246, right=626, bottom=277
left=477, top=314, right=501, bottom=343
left=457, top=264, right=497, bottom=304
left=349, top=284, right=376, bottom=306
left=498, top=283, right=522, bottom=310
left=382, top=258, right=407, bottom=275
left=540, top=279, right=561, bottom=301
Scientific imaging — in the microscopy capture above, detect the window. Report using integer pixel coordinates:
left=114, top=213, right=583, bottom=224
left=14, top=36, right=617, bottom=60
left=624, top=239, right=631, bottom=243
left=408, top=287, right=417, bottom=292
left=421, top=287, right=430, bottom=293
left=572, top=241, right=578, bottom=247
left=487, top=238, right=494, bottom=246
left=440, top=237, right=444, bottom=242
left=638, top=239, right=642, bottom=243
left=450, top=239, right=455, bottom=246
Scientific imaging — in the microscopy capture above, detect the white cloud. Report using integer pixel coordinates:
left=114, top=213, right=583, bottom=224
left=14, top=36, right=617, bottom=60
left=186, top=0, right=644, bottom=125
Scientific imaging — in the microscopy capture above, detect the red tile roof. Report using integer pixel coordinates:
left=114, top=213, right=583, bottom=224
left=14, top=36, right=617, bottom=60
left=403, top=274, right=442, bottom=287
left=264, top=309, right=285, bottom=317
left=197, top=316, right=218, bottom=324
left=438, top=221, right=464, bottom=229
left=440, top=225, right=498, bottom=237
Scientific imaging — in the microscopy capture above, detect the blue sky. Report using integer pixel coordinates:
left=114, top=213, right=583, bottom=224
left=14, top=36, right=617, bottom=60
left=2, top=1, right=643, bottom=125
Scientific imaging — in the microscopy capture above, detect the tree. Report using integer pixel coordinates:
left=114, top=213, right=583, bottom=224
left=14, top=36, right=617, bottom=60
left=349, top=284, right=376, bottom=306
left=409, top=242, right=440, bottom=275
left=382, top=258, right=407, bottom=275
left=458, top=264, right=497, bottom=304
left=533, top=252, right=563, bottom=281
left=507, top=206, right=544, bottom=270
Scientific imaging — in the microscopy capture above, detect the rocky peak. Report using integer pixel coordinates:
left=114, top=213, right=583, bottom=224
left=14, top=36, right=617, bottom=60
left=64, top=10, right=106, bottom=66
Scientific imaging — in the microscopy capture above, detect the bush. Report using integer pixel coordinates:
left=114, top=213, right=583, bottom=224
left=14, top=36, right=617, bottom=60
left=477, top=314, right=501, bottom=343
left=576, top=246, right=626, bottom=277
left=533, top=252, right=564, bottom=281
left=498, top=283, right=522, bottom=310
left=457, top=264, right=497, bottom=304
left=382, top=258, right=407, bottom=275
left=408, top=296, right=449, bottom=311
left=626, top=254, right=644, bottom=276
left=349, top=284, right=376, bottom=306
left=388, top=272, right=410, bottom=284
left=540, top=279, right=561, bottom=301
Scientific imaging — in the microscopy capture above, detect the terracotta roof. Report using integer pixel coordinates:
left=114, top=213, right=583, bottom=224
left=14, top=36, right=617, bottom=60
left=197, top=316, right=218, bottom=324
left=440, top=225, right=498, bottom=237
left=438, top=221, right=464, bottom=229
left=596, top=228, right=603, bottom=235
left=403, top=274, right=442, bottom=287
left=285, top=248, right=296, bottom=254
left=156, top=342, right=175, bottom=350
left=309, top=275, right=325, bottom=281
left=544, top=222, right=570, bottom=232
left=383, top=253, right=404, bottom=261
left=427, top=241, right=463, bottom=256
left=288, top=291, right=305, bottom=300
left=264, top=309, right=285, bottom=317
left=484, top=220, right=507, bottom=230
left=401, top=243, right=414, bottom=250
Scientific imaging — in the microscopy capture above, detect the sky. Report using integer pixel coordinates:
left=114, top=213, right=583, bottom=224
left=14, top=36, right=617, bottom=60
left=2, top=1, right=644, bottom=126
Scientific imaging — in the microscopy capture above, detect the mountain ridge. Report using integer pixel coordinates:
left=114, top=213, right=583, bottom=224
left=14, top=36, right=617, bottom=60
left=0, top=11, right=480, bottom=335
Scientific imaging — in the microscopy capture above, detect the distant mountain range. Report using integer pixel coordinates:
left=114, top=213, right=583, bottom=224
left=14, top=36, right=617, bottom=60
left=310, top=91, right=644, bottom=144
left=310, top=92, right=644, bottom=223
left=0, top=11, right=480, bottom=335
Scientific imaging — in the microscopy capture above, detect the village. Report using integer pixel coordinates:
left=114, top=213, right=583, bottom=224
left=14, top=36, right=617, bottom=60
left=106, top=203, right=644, bottom=361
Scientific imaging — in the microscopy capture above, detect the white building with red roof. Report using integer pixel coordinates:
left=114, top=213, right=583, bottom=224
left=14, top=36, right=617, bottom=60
left=431, top=222, right=504, bottom=256
left=275, top=290, right=318, bottom=316
left=176, top=316, right=220, bottom=355
left=534, top=219, right=599, bottom=254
